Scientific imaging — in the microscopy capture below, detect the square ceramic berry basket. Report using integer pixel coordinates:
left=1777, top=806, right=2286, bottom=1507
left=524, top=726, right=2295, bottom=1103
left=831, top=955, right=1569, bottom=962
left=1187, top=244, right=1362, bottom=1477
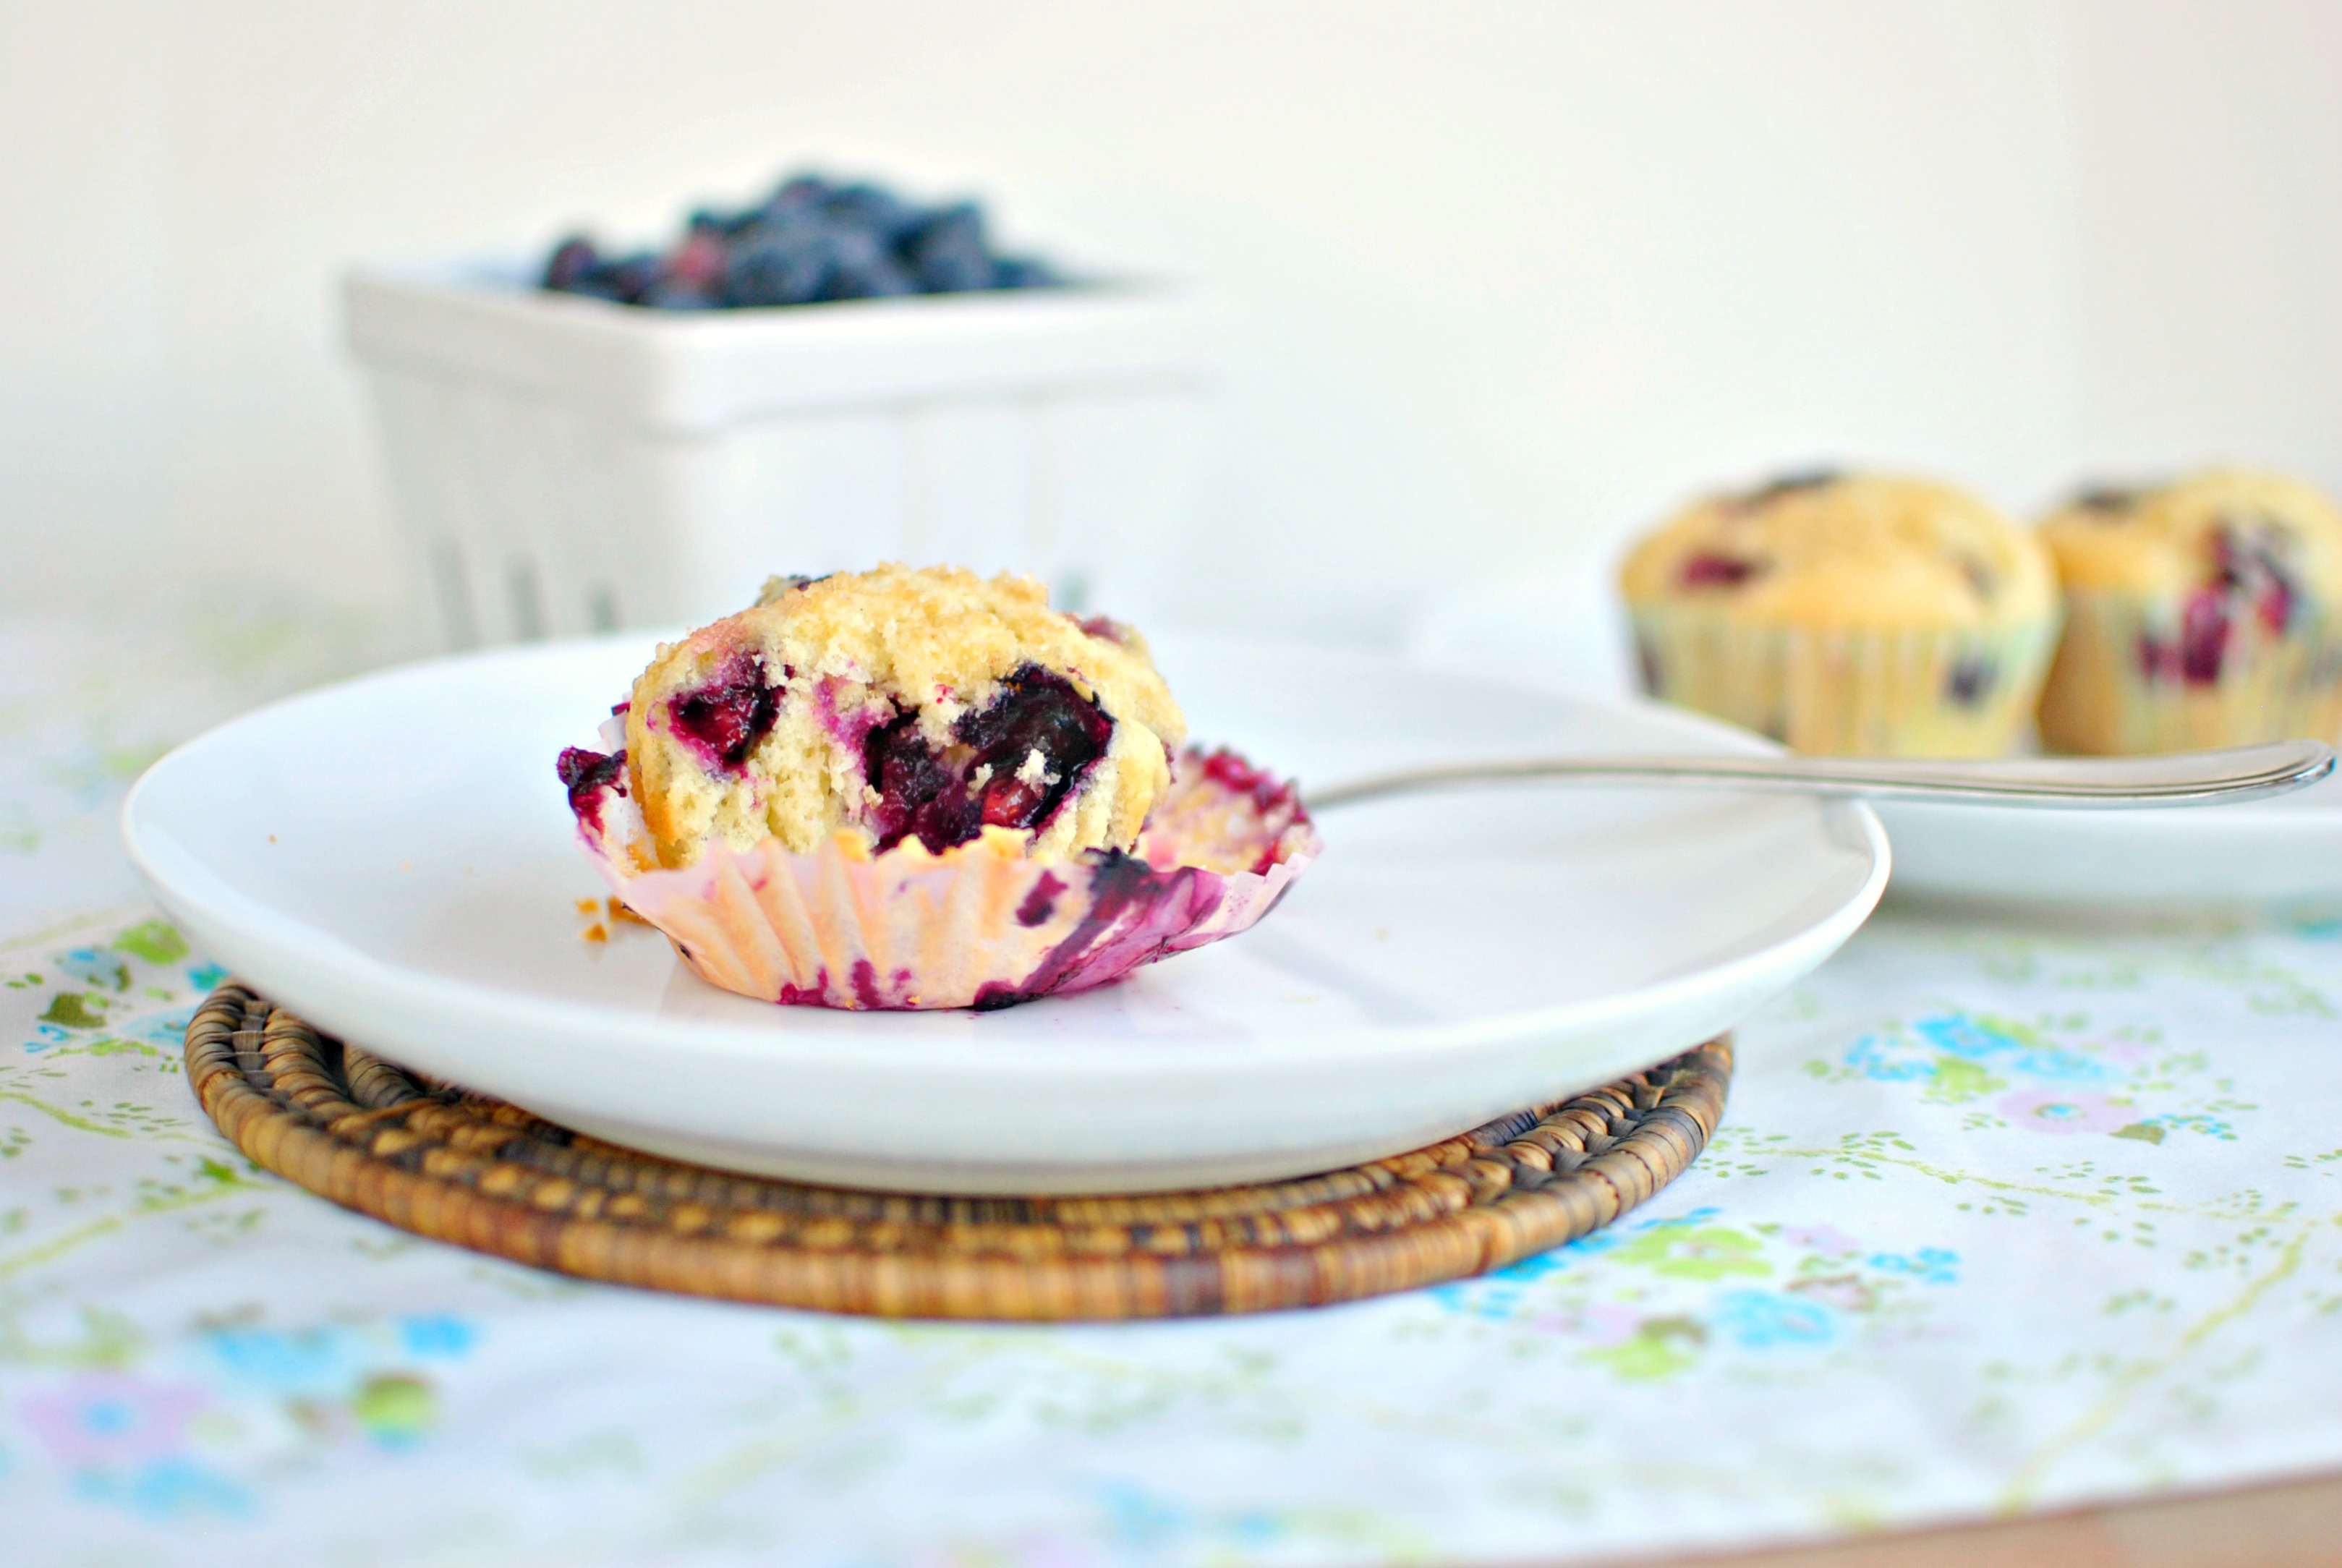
left=342, top=263, right=1214, bottom=649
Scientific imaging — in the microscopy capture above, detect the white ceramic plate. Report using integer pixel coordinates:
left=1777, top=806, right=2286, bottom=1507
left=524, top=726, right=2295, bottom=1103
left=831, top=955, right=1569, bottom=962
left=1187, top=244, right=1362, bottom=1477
left=1874, top=772, right=2342, bottom=906
left=1412, top=578, right=2342, bottom=906
left=122, top=634, right=1886, bottom=1194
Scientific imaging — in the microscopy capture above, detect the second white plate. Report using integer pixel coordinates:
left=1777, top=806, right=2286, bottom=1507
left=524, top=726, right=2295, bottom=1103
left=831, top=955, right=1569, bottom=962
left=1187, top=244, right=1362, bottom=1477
left=123, top=634, right=1886, bottom=1194
left=1412, top=576, right=2342, bottom=906
left=1873, top=770, right=2342, bottom=906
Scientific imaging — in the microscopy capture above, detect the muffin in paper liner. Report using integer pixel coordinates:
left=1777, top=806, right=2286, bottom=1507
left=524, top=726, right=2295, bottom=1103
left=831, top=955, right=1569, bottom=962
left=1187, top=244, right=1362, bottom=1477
left=566, top=744, right=1320, bottom=1011
left=1619, top=472, right=2061, bottom=758
left=2037, top=592, right=2342, bottom=755
left=1630, top=607, right=2061, bottom=757
left=2035, top=471, right=2342, bottom=754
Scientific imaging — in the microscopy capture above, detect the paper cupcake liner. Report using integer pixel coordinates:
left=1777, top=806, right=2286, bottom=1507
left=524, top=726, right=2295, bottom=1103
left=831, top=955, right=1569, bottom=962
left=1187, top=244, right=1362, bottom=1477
left=569, top=746, right=1319, bottom=1011
left=1629, top=608, right=2061, bottom=757
left=2037, top=593, right=2342, bottom=754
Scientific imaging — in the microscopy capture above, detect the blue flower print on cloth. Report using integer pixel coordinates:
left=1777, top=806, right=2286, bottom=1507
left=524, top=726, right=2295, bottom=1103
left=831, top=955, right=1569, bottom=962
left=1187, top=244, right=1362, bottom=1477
left=4, top=608, right=2342, bottom=1567
left=1819, top=1005, right=2257, bottom=1143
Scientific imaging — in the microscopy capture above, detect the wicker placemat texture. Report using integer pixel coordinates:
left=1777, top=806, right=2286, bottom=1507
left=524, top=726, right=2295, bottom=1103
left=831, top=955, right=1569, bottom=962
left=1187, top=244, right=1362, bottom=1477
left=184, top=984, right=1730, bottom=1321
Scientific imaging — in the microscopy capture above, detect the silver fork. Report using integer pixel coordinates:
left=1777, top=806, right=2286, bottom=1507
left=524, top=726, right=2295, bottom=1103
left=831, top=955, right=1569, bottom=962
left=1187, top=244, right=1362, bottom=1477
left=1307, top=739, right=2337, bottom=811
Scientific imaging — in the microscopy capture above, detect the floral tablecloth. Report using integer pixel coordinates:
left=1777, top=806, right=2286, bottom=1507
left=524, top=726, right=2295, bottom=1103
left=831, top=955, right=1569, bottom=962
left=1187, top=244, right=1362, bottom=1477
left=5, top=605, right=2341, bottom=1567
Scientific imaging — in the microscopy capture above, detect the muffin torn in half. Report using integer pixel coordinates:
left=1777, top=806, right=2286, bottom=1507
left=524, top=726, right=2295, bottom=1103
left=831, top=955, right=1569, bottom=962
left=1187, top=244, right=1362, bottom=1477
left=558, top=565, right=1317, bottom=1010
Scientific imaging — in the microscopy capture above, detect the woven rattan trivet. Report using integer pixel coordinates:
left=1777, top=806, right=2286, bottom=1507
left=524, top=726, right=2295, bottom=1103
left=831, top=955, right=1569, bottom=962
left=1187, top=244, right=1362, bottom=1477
left=184, top=983, right=1730, bottom=1321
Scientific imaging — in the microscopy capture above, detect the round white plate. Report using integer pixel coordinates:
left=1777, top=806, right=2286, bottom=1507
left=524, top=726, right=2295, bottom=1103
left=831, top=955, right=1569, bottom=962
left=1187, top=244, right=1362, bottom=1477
left=1874, top=772, right=2342, bottom=906
left=122, top=634, right=1886, bottom=1195
left=1412, top=578, right=2342, bottom=906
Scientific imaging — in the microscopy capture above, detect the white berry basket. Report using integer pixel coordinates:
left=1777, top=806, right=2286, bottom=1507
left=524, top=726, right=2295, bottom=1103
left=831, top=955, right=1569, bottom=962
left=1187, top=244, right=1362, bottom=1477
left=341, top=263, right=1215, bottom=649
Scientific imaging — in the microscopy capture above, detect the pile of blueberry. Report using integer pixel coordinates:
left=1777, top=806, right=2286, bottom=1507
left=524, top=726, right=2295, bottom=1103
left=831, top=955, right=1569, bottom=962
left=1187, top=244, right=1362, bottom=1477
left=540, top=174, right=1062, bottom=310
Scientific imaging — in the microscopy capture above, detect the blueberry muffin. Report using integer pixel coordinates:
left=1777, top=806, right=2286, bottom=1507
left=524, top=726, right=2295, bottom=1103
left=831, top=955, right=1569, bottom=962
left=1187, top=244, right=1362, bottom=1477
left=1619, top=471, right=2060, bottom=756
left=2036, top=467, right=2342, bottom=754
left=618, top=564, right=1184, bottom=868
left=555, top=565, right=1317, bottom=1011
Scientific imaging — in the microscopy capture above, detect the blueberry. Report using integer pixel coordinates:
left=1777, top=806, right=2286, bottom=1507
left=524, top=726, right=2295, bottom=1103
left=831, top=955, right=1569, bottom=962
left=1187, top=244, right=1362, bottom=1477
left=723, top=228, right=830, bottom=307
left=731, top=205, right=822, bottom=252
left=1943, top=657, right=1997, bottom=707
left=814, top=226, right=916, bottom=300
left=912, top=201, right=986, bottom=252
left=912, top=233, right=995, bottom=293
left=602, top=252, right=664, bottom=305
left=955, top=664, right=1112, bottom=832
left=670, top=655, right=781, bottom=770
left=824, top=183, right=920, bottom=246
left=990, top=256, right=1058, bottom=289
left=859, top=665, right=1112, bottom=853
left=2178, top=589, right=2230, bottom=685
left=825, top=224, right=885, bottom=272
left=827, top=254, right=917, bottom=299
left=863, top=716, right=983, bottom=853
left=767, top=174, right=832, bottom=214
left=1679, top=553, right=1762, bottom=587
left=906, top=203, right=996, bottom=293
left=542, top=236, right=600, bottom=291
left=555, top=747, right=628, bottom=832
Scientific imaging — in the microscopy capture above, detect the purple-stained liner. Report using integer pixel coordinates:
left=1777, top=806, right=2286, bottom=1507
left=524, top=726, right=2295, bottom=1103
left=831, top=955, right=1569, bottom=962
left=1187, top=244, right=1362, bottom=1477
left=566, top=746, right=1319, bottom=1011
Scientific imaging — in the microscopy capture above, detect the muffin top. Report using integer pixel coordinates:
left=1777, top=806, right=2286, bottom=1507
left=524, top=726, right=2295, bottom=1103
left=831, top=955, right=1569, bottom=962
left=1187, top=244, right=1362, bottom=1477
left=2038, top=466, right=2342, bottom=606
left=620, top=564, right=1185, bottom=867
left=1619, top=472, right=2057, bottom=630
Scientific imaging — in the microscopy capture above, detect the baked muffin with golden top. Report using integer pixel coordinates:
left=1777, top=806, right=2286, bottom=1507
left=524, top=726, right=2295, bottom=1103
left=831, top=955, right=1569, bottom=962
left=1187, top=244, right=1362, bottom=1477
left=1620, top=471, right=2059, bottom=755
left=556, top=564, right=1317, bottom=1012
left=622, top=563, right=1185, bottom=868
left=2036, top=467, right=2342, bottom=753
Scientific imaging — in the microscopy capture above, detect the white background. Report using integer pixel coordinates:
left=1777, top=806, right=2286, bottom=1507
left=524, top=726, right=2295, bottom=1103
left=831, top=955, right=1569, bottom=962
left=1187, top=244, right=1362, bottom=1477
left=4, top=0, right=2338, bottom=642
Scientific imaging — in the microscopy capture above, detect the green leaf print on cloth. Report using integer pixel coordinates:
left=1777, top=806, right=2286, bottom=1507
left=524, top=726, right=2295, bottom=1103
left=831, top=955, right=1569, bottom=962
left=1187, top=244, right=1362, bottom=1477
left=4, top=607, right=2342, bottom=1566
